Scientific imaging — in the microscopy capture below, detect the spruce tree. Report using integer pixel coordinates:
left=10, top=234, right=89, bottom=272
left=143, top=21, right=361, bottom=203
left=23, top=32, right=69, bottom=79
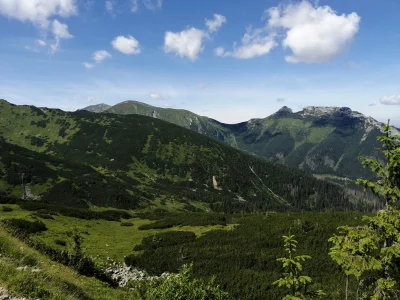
left=329, top=121, right=400, bottom=299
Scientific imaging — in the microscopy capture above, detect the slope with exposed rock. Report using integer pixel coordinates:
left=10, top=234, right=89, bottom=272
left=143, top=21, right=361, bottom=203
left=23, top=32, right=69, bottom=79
left=81, top=101, right=398, bottom=183
left=0, top=99, right=361, bottom=213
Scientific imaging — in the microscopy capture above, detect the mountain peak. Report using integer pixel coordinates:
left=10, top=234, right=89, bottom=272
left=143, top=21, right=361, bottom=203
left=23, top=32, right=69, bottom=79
left=275, top=106, right=293, bottom=115
left=79, top=103, right=111, bottom=113
left=300, top=106, right=365, bottom=118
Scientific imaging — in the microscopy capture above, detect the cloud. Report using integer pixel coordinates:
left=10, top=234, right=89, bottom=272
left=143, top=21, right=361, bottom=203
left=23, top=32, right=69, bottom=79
left=149, top=93, right=164, bottom=100
left=368, top=103, right=376, bottom=107
left=218, top=27, right=277, bottom=59
left=93, top=50, right=112, bottom=63
left=214, top=47, right=228, bottom=57
left=112, top=35, right=141, bottom=55
left=131, top=0, right=139, bottom=12
left=379, top=95, right=400, bottom=106
left=267, top=0, right=360, bottom=63
left=83, top=62, right=95, bottom=69
left=52, top=19, right=73, bottom=39
left=142, top=0, right=162, bottom=10
left=0, top=0, right=77, bottom=28
left=50, top=19, right=73, bottom=53
left=164, top=28, right=208, bottom=61
left=86, top=96, right=96, bottom=102
left=105, top=0, right=115, bottom=14
left=36, top=39, right=47, bottom=46
left=205, top=14, right=226, bottom=33
left=230, top=27, right=277, bottom=59
left=277, top=98, right=285, bottom=102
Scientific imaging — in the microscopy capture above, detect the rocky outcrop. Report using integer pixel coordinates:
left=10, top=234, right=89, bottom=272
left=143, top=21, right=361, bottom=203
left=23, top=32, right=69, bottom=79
left=0, top=287, right=28, bottom=300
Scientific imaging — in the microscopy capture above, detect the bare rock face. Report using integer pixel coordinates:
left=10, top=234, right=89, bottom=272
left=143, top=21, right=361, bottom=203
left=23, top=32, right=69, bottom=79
left=0, top=287, right=28, bottom=300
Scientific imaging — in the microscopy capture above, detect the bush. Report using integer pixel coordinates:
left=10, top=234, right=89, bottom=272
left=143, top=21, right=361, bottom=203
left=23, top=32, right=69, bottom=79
left=19, top=201, right=131, bottom=221
left=2, top=219, right=47, bottom=235
left=120, top=222, right=134, bottom=227
left=142, top=264, right=230, bottom=300
left=54, top=239, right=67, bottom=246
left=32, top=212, right=54, bottom=220
left=134, top=231, right=196, bottom=251
left=1, top=206, right=13, bottom=212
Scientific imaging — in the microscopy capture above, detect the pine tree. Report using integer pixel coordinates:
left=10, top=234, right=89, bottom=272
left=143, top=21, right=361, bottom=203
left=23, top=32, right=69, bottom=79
left=273, top=234, right=325, bottom=299
left=329, top=121, right=400, bottom=299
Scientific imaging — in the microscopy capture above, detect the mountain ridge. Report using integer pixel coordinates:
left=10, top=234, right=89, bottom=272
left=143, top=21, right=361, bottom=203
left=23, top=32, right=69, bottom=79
left=80, top=101, right=398, bottom=183
left=0, top=98, right=361, bottom=212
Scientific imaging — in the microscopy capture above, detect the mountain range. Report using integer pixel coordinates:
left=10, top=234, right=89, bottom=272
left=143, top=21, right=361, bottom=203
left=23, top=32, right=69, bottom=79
left=0, top=99, right=360, bottom=213
left=82, top=101, right=399, bottom=186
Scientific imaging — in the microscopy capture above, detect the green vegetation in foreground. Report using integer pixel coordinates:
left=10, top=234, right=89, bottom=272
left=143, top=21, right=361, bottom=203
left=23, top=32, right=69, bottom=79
left=0, top=227, right=136, bottom=300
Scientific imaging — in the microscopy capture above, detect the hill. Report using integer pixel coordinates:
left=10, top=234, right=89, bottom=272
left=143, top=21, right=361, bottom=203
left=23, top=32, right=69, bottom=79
left=0, top=99, right=361, bottom=212
left=82, top=101, right=399, bottom=183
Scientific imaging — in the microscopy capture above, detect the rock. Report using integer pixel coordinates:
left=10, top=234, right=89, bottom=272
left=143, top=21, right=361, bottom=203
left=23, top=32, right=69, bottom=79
left=276, top=106, right=293, bottom=114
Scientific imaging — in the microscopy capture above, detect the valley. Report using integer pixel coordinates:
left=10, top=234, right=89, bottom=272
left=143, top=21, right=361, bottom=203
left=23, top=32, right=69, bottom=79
left=0, top=99, right=398, bottom=299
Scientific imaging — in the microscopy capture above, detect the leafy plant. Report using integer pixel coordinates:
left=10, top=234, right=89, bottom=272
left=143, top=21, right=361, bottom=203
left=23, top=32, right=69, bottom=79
left=142, top=263, right=230, bottom=300
left=329, top=121, right=400, bottom=299
left=273, top=234, right=325, bottom=299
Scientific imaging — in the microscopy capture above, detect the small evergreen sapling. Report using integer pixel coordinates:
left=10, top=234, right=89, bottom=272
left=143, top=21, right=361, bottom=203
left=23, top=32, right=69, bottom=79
left=273, top=234, right=325, bottom=299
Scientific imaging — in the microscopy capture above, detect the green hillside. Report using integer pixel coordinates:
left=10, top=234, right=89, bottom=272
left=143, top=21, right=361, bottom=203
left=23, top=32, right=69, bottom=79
left=83, top=101, right=397, bottom=184
left=0, top=99, right=360, bottom=213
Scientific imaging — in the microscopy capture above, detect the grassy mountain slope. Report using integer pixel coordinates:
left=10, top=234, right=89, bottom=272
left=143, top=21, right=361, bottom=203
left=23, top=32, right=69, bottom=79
left=104, top=100, right=237, bottom=146
left=0, top=99, right=358, bottom=212
left=82, top=101, right=397, bottom=182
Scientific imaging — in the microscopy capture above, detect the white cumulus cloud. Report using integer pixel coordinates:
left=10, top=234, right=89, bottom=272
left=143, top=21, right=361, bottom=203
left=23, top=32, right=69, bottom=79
left=50, top=19, right=73, bottom=53
left=83, top=62, right=94, bottom=69
left=112, top=35, right=141, bottom=55
left=0, top=0, right=77, bottom=28
left=379, top=95, right=400, bottom=106
left=205, top=14, right=226, bottom=33
left=93, top=50, right=112, bottom=63
left=52, top=19, right=73, bottom=39
left=231, top=27, right=277, bottom=59
left=164, top=28, right=208, bottom=61
left=267, top=0, right=360, bottom=63
left=149, top=93, right=164, bottom=100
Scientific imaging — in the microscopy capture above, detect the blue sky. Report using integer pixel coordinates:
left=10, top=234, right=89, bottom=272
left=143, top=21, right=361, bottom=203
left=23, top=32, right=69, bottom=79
left=0, top=0, right=399, bottom=126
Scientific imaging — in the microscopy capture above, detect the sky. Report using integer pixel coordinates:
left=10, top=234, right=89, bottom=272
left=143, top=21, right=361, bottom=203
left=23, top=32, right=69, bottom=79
left=0, top=0, right=399, bottom=126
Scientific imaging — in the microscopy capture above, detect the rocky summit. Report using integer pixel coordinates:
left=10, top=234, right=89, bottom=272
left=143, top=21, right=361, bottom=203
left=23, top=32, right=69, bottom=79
left=81, top=101, right=398, bottom=184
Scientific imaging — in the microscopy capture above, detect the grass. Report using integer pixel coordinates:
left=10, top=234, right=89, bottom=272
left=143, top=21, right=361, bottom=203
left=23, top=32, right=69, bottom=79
left=0, top=227, right=138, bottom=300
left=0, top=204, right=235, bottom=264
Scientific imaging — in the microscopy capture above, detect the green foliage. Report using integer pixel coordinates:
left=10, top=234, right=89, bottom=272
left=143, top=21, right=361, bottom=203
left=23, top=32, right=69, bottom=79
left=20, top=201, right=131, bottom=221
left=137, top=213, right=228, bottom=230
left=124, top=212, right=364, bottom=299
left=0, top=99, right=360, bottom=213
left=274, top=234, right=325, bottom=299
left=120, top=221, right=134, bottom=227
left=1, top=206, right=13, bottom=212
left=329, top=122, right=400, bottom=299
left=91, top=100, right=387, bottom=184
left=2, top=218, right=47, bottom=235
left=140, top=264, right=230, bottom=300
